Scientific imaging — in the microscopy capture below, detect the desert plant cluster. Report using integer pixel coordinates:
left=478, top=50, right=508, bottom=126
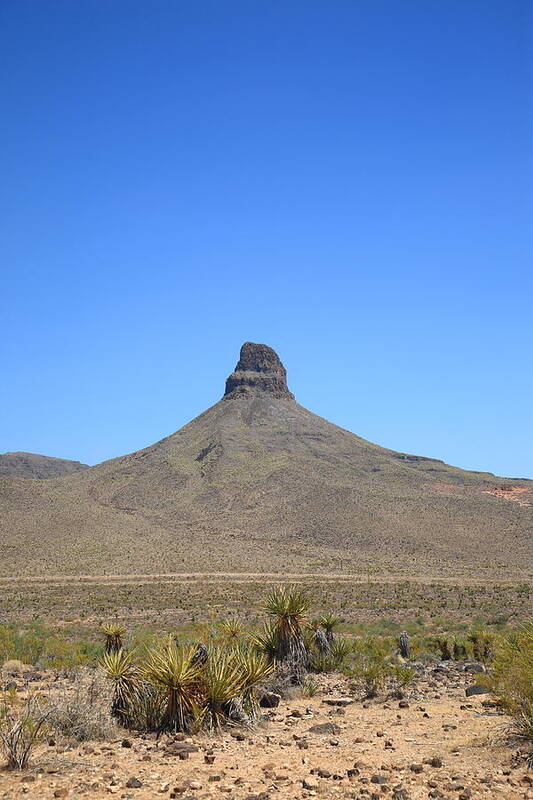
left=0, top=586, right=531, bottom=779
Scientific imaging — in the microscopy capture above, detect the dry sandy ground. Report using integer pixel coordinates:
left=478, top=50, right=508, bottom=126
left=0, top=667, right=531, bottom=800
left=0, top=574, right=526, bottom=587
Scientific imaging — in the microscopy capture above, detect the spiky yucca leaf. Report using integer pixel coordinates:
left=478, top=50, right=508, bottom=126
left=202, top=648, right=247, bottom=730
left=322, top=615, right=340, bottom=644
left=236, top=647, right=274, bottom=688
left=262, top=585, right=311, bottom=625
left=330, top=637, right=351, bottom=663
left=248, top=625, right=280, bottom=662
left=99, top=648, right=140, bottom=722
left=261, top=585, right=311, bottom=683
left=142, top=637, right=204, bottom=733
left=102, top=624, right=126, bottom=654
left=219, top=620, right=244, bottom=644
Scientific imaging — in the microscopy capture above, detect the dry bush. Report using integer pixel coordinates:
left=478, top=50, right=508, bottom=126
left=47, top=668, right=116, bottom=742
left=0, top=691, right=49, bottom=769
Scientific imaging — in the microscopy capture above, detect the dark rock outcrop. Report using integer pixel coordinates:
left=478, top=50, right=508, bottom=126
left=224, top=342, right=295, bottom=400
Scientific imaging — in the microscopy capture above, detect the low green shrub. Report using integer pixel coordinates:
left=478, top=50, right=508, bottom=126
left=479, top=622, right=533, bottom=748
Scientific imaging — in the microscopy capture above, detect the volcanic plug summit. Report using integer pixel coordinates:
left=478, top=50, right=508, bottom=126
left=0, top=342, right=531, bottom=577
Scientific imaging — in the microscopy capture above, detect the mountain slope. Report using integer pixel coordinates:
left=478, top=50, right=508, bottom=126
left=0, top=452, right=88, bottom=479
left=0, top=343, right=531, bottom=577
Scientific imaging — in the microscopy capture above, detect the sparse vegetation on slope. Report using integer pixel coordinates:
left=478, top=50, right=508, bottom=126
left=1, top=343, right=531, bottom=577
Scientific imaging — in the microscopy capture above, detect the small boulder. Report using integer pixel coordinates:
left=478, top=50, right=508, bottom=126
left=308, top=722, right=341, bottom=735
left=323, top=697, right=355, bottom=707
left=259, top=691, right=281, bottom=708
left=465, top=685, right=488, bottom=697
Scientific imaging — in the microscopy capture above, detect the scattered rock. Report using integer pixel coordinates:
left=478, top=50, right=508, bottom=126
left=465, top=685, right=488, bottom=697
left=308, top=722, right=341, bottom=735
left=259, top=691, right=281, bottom=708
left=323, top=697, right=355, bottom=706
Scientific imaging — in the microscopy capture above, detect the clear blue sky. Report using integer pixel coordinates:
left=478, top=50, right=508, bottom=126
left=1, top=0, right=531, bottom=477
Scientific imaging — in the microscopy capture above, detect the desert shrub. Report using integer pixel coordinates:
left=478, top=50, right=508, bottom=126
left=452, top=638, right=468, bottom=660
left=391, top=664, right=416, bottom=698
left=351, top=657, right=391, bottom=698
left=479, top=622, right=533, bottom=747
left=47, top=669, right=116, bottom=742
left=346, top=636, right=393, bottom=698
left=0, top=691, right=49, bottom=769
left=302, top=678, right=319, bottom=697
left=309, top=650, right=338, bottom=673
left=309, top=636, right=351, bottom=673
left=0, top=624, right=101, bottom=670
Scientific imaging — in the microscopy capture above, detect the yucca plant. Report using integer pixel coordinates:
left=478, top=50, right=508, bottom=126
left=309, top=636, right=351, bottom=673
left=309, top=650, right=338, bottom=673
left=262, top=585, right=311, bottom=682
left=102, top=624, right=126, bottom=654
left=330, top=637, right=351, bottom=664
left=203, top=648, right=246, bottom=730
left=320, top=613, right=340, bottom=644
left=434, top=635, right=452, bottom=661
left=127, top=682, right=165, bottom=732
left=99, top=648, right=141, bottom=724
left=467, top=629, right=496, bottom=663
left=248, top=624, right=280, bottom=662
left=313, top=628, right=331, bottom=654
left=235, top=647, right=274, bottom=715
left=142, top=637, right=204, bottom=733
left=219, top=619, right=244, bottom=645
left=398, top=631, right=410, bottom=660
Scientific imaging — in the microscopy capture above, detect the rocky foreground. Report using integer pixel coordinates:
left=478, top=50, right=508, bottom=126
left=0, top=661, right=531, bottom=800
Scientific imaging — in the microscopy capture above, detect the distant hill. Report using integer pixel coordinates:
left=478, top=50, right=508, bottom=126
left=0, top=343, right=531, bottom=577
left=0, top=452, right=88, bottom=479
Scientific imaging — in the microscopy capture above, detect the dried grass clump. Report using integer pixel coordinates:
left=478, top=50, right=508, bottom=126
left=47, top=669, right=117, bottom=742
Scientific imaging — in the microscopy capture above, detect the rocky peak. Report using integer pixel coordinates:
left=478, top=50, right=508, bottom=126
left=224, top=342, right=295, bottom=400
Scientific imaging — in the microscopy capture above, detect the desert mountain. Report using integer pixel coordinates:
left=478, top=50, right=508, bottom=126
left=0, top=452, right=88, bottom=479
left=0, top=342, right=531, bottom=577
